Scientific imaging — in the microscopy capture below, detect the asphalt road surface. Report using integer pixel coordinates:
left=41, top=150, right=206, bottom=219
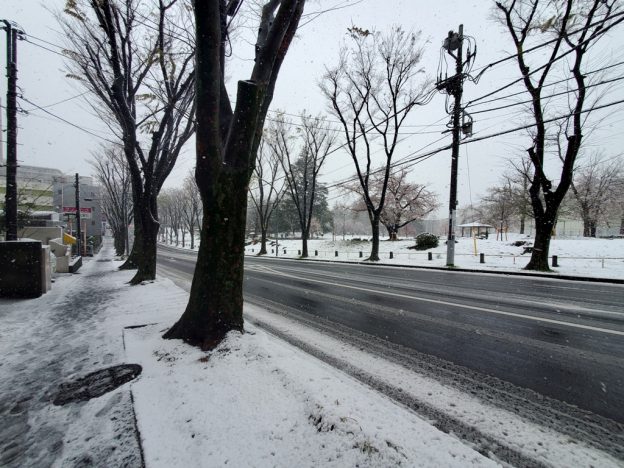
left=157, top=244, right=624, bottom=424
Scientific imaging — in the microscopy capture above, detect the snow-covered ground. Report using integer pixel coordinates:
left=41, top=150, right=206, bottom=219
left=2, top=240, right=622, bottom=467
left=241, top=234, right=624, bottom=279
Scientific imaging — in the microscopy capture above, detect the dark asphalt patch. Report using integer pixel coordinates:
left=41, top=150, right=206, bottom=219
left=52, top=364, right=142, bottom=406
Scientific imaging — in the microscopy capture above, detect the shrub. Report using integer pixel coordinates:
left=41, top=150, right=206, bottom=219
left=414, top=232, right=439, bottom=250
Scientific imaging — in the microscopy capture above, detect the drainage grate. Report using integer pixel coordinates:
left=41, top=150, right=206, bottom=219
left=53, top=364, right=142, bottom=406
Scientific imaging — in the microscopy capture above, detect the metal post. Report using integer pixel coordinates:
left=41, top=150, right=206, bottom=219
left=75, top=173, right=82, bottom=257
left=446, top=24, right=464, bottom=267
left=3, top=23, right=19, bottom=240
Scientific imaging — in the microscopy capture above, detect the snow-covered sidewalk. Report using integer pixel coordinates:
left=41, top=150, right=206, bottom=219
left=2, top=240, right=622, bottom=467
left=0, top=241, right=144, bottom=467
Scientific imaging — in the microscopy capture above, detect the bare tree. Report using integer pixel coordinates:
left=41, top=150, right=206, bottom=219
left=379, top=169, right=439, bottom=240
left=321, top=26, right=431, bottom=260
left=505, top=156, right=533, bottom=235
left=345, top=168, right=438, bottom=240
left=158, top=189, right=183, bottom=245
left=61, top=0, right=196, bottom=283
left=494, top=0, right=622, bottom=270
left=163, top=0, right=306, bottom=349
left=476, top=181, right=516, bottom=241
left=90, top=146, right=133, bottom=256
left=249, top=138, right=286, bottom=255
left=569, top=153, right=622, bottom=237
left=269, top=112, right=336, bottom=257
left=180, top=173, right=202, bottom=249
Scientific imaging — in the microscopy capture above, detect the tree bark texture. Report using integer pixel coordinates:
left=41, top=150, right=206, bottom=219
left=164, top=0, right=304, bottom=349
left=368, top=214, right=380, bottom=261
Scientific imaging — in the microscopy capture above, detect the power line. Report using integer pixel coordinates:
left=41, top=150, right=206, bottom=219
left=22, top=38, right=66, bottom=58
left=20, top=91, right=90, bottom=112
left=465, top=14, right=624, bottom=108
left=468, top=75, right=624, bottom=116
left=19, top=95, right=120, bottom=145
left=325, top=97, right=624, bottom=194
left=469, top=10, right=624, bottom=81
left=467, top=59, right=624, bottom=109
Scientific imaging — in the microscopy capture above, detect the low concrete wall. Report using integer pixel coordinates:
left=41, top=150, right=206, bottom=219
left=0, top=241, right=44, bottom=298
left=18, top=227, right=63, bottom=245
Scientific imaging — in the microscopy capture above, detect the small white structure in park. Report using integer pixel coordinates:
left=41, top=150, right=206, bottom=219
left=457, top=222, right=493, bottom=238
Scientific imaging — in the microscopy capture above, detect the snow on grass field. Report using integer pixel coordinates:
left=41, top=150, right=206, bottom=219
left=242, top=234, right=624, bottom=279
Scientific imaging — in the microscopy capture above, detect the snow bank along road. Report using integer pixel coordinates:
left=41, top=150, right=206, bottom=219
left=157, top=244, right=624, bottom=462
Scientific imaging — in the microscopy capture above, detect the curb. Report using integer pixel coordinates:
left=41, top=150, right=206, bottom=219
left=252, top=255, right=624, bottom=285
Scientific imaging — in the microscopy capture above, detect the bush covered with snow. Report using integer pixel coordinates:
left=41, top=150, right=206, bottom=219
left=414, top=232, right=439, bottom=250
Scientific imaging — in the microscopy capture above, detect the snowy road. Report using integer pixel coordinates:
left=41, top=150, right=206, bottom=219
left=157, top=244, right=624, bottom=425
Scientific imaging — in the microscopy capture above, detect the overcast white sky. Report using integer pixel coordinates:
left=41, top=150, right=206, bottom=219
left=2, top=0, right=624, bottom=215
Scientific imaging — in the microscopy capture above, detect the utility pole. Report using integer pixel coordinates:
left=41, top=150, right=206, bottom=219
left=75, top=173, right=82, bottom=257
left=447, top=25, right=463, bottom=267
left=436, top=25, right=475, bottom=267
left=2, top=21, right=22, bottom=241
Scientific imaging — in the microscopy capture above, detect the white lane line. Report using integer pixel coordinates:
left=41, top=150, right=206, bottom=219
left=250, top=266, right=624, bottom=337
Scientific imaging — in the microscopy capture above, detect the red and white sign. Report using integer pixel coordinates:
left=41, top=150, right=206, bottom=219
left=63, top=207, right=92, bottom=219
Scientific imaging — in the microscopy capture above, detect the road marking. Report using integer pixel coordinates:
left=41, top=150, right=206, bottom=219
left=249, top=266, right=624, bottom=337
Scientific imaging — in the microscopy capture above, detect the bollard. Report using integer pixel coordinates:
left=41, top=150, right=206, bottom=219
left=359, top=251, right=363, bottom=258
left=389, top=252, right=393, bottom=259
left=552, top=255, right=558, bottom=267
left=298, top=250, right=301, bottom=256
left=271, top=249, right=274, bottom=254
left=283, top=248, right=286, bottom=254
left=315, top=250, right=318, bottom=256
left=428, top=252, right=432, bottom=261
left=335, top=250, right=338, bottom=257
left=251, top=248, right=254, bottom=253
left=480, top=253, right=485, bottom=264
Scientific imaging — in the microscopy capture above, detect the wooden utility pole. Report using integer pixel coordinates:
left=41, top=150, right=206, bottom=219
left=2, top=21, right=21, bottom=241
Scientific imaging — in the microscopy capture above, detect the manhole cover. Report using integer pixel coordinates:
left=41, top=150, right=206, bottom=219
left=53, top=364, right=142, bottom=406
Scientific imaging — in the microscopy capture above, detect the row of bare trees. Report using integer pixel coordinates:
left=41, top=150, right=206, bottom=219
left=473, top=153, right=623, bottom=238
left=62, top=0, right=196, bottom=284
left=159, top=173, right=202, bottom=249
left=65, top=0, right=623, bottom=349
left=248, top=110, right=438, bottom=258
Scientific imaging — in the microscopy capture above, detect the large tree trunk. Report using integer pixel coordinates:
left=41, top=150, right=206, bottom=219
left=128, top=196, right=159, bottom=284
left=259, top=227, right=268, bottom=255
left=368, top=214, right=380, bottom=261
left=164, top=169, right=248, bottom=349
left=113, top=227, right=125, bottom=256
left=525, top=213, right=555, bottom=271
left=583, top=217, right=597, bottom=237
left=301, top=228, right=309, bottom=258
left=119, top=220, right=141, bottom=270
left=164, top=79, right=263, bottom=349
